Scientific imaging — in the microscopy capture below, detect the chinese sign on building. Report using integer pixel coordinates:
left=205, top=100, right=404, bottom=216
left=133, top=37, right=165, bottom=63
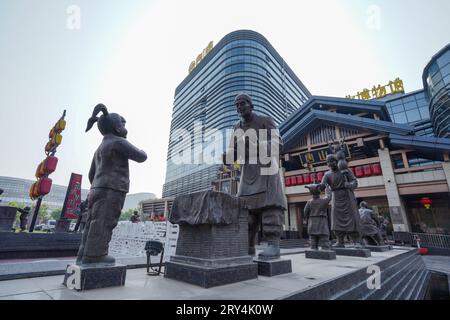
left=299, top=145, right=350, bottom=166
left=346, top=78, right=405, bottom=100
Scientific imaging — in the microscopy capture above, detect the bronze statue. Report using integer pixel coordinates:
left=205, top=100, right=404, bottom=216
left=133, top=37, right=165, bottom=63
left=321, top=154, right=363, bottom=248
left=74, top=198, right=88, bottom=232
left=304, top=184, right=331, bottom=250
left=76, top=104, right=147, bottom=264
left=16, top=207, right=31, bottom=232
left=359, top=201, right=383, bottom=246
left=224, top=93, right=287, bottom=259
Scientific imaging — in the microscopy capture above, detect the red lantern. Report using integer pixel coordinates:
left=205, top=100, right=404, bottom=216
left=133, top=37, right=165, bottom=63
left=317, top=172, right=324, bottom=182
left=310, top=172, right=317, bottom=183
left=354, top=166, right=364, bottom=178
left=363, top=165, right=373, bottom=177
left=285, top=177, right=293, bottom=187
left=303, top=174, right=311, bottom=184
left=371, top=163, right=382, bottom=175
left=296, top=175, right=304, bottom=185
left=420, top=197, right=433, bottom=209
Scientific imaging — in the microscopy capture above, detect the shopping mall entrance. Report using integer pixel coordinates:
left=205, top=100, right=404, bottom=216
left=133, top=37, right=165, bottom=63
left=403, top=193, right=450, bottom=235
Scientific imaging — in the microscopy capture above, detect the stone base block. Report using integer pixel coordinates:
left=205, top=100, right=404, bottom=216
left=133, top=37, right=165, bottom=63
left=332, top=247, right=371, bottom=258
left=305, top=250, right=337, bottom=260
left=254, top=258, right=292, bottom=277
left=63, top=263, right=126, bottom=291
left=164, top=261, right=258, bottom=288
left=365, top=245, right=393, bottom=252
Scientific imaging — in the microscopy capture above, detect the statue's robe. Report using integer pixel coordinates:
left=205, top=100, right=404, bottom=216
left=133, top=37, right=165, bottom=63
left=322, top=169, right=360, bottom=233
left=228, top=113, right=287, bottom=211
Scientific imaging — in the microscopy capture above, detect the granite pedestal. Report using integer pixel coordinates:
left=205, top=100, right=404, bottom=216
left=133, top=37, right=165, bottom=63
left=254, top=258, right=292, bottom=277
left=165, top=191, right=258, bottom=288
left=63, top=263, right=126, bottom=291
left=305, top=249, right=337, bottom=260
left=332, top=247, right=371, bottom=258
left=365, top=245, right=393, bottom=252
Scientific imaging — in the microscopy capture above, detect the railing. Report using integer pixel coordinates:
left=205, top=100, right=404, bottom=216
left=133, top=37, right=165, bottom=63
left=412, top=232, right=450, bottom=249
left=394, top=231, right=450, bottom=249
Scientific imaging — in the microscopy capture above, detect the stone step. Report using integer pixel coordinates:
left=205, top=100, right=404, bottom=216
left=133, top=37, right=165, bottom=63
left=365, top=254, right=420, bottom=300
left=334, top=251, right=418, bottom=300
left=280, top=239, right=309, bottom=249
left=407, top=268, right=430, bottom=300
left=382, top=258, right=422, bottom=300
left=394, top=265, right=425, bottom=300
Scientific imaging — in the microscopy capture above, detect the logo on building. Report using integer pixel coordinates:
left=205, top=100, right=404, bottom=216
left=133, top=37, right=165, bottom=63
left=346, top=78, right=405, bottom=100
left=188, top=41, right=213, bottom=74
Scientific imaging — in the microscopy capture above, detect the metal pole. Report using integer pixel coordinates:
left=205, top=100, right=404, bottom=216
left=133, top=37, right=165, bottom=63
left=29, top=197, right=43, bottom=232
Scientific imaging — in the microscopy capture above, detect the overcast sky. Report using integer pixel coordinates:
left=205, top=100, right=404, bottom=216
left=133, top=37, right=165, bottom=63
left=0, top=0, right=449, bottom=197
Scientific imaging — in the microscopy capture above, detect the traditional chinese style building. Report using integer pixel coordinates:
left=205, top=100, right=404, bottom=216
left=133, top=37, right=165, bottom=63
left=279, top=43, right=450, bottom=240
left=279, top=95, right=450, bottom=239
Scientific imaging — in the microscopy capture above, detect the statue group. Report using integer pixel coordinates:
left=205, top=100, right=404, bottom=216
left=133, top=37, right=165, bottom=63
left=304, top=142, right=387, bottom=251
left=69, top=94, right=388, bottom=290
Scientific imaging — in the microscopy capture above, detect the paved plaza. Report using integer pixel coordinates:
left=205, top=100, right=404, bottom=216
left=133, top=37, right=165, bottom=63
left=0, top=247, right=415, bottom=300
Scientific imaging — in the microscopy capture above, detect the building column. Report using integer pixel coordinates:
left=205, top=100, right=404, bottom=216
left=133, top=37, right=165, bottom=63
left=378, top=148, right=411, bottom=232
left=441, top=159, right=450, bottom=192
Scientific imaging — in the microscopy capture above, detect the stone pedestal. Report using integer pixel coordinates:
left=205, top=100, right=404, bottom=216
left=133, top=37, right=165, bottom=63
left=165, top=191, right=258, bottom=288
left=254, top=258, right=292, bottom=277
left=365, top=245, right=393, bottom=252
left=165, top=256, right=257, bottom=288
left=305, top=249, right=337, bottom=260
left=0, top=207, right=17, bottom=232
left=63, top=263, right=126, bottom=291
left=55, top=219, right=71, bottom=233
left=332, top=247, right=371, bottom=258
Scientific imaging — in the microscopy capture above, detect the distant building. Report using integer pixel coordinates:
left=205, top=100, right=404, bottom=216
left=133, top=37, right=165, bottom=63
left=140, top=197, right=174, bottom=220
left=123, top=192, right=156, bottom=211
left=0, top=175, right=89, bottom=210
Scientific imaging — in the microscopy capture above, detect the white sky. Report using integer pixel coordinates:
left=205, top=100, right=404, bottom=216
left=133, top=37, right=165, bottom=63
left=0, top=0, right=449, bottom=197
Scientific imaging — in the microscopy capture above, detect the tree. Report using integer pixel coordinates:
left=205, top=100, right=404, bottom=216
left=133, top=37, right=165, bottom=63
left=50, top=208, right=63, bottom=220
left=38, top=203, right=50, bottom=223
left=120, top=208, right=139, bottom=221
left=7, top=201, right=26, bottom=225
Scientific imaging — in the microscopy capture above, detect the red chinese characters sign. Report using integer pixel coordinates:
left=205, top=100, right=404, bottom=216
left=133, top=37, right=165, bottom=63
left=61, top=173, right=82, bottom=220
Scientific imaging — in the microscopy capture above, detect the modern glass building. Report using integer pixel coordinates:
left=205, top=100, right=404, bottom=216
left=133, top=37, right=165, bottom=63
left=423, top=43, right=450, bottom=138
left=162, top=30, right=311, bottom=198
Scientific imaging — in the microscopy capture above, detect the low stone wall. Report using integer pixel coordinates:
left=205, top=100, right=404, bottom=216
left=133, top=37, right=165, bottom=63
left=108, top=222, right=179, bottom=262
left=0, top=232, right=82, bottom=259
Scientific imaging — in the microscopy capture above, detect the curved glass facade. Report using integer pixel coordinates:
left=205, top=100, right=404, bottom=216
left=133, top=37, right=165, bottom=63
left=162, top=30, right=311, bottom=197
left=423, top=44, right=450, bottom=138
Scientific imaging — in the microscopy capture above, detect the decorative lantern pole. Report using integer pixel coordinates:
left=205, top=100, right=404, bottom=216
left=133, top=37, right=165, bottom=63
left=29, top=110, right=66, bottom=232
